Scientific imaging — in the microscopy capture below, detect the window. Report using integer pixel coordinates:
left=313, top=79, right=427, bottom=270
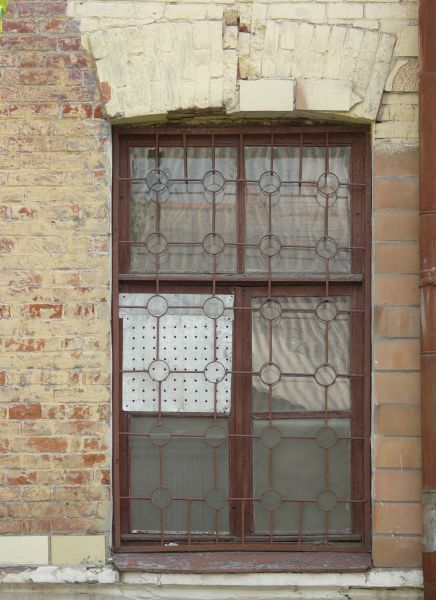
left=113, top=126, right=371, bottom=554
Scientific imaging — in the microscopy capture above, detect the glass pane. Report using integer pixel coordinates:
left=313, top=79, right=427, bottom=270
left=244, top=146, right=351, bottom=274
left=120, top=292, right=234, bottom=413
left=129, top=146, right=237, bottom=274
left=253, top=418, right=351, bottom=537
left=252, top=296, right=350, bottom=412
left=130, top=416, right=229, bottom=535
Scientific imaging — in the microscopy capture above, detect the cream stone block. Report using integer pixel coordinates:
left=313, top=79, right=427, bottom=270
left=296, top=78, right=359, bottom=111
left=51, top=536, right=106, bottom=566
left=239, top=79, right=295, bottom=112
left=0, top=536, right=49, bottom=566
left=395, top=26, right=419, bottom=57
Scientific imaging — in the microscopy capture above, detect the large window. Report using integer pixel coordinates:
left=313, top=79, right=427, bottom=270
left=113, top=126, right=371, bottom=553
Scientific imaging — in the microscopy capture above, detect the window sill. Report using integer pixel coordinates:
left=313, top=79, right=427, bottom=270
left=112, top=551, right=371, bottom=573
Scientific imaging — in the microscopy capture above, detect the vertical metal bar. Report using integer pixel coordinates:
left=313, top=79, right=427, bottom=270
left=237, top=134, right=245, bottom=273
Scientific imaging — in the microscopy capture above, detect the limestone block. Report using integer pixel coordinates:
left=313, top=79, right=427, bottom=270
left=51, top=535, right=106, bottom=566
left=386, top=59, right=419, bottom=93
left=395, top=26, right=419, bottom=57
left=239, top=79, right=295, bottom=112
left=0, top=536, right=49, bottom=566
left=296, top=78, right=359, bottom=112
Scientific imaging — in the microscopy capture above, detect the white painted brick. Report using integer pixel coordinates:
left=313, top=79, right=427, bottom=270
left=192, top=22, right=209, bottom=50
left=224, top=26, right=238, bottom=50
left=164, top=4, right=208, bottom=20
left=328, top=3, right=364, bottom=19
left=366, top=3, right=418, bottom=19
left=395, top=25, right=419, bottom=57
left=279, top=23, right=297, bottom=50
left=268, top=4, right=326, bottom=21
left=312, top=25, right=331, bottom=53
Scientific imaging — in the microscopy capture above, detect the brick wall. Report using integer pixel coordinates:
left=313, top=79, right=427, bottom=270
left=0, top=0, right=421, bottom=575
left=0, top=0, right=112, bottom=541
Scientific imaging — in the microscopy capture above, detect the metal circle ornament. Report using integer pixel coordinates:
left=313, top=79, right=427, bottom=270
left=317, top=490, right=338, bottom=512
left=259, top=362, right=282, bottom=386
left=259, top=171, right=281, bottom=195
left=314, top=364, right=337, bottom=387
left=202, top=232, right=225, bottom=256
left=316, top=236, right=338, bottom=260
left=204, top=360, right=226, bottom=384
left=260, top=489, right=282, bottom=512
left=150, top=424, right=171, bottom=447
left=260, top=298, right=282, bottom=322
left=147, top=294, right=168, bottom=317
left=206, top=488, right=227, bottom=511
left=315, top=426, right=338, bottom=449
left=148, top=360, right=170, bottom=382
left=203, top=296, right=225, bottom=319
left=260, top=425, right=282, bottom=449
left=203, top=170, right=225, bottom=194
left=317, top=172, right=340, bottom=197
left=205, top=424, right=227, bottom=447
left=145, top=232, right=168, bottom=255
left=259, top=234, right=282, bottom=257
left=315, top=299, right=338, bottom=323
left=151, top=486, right=172, bottom=509
left=146, top=169, right=169, bottom=192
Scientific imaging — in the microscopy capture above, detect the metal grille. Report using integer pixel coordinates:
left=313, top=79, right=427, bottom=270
left=113, top=126, right=371, bottom=552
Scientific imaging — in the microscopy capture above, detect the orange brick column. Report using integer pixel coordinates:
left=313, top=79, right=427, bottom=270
left=372, top=144, right=422, bottom=567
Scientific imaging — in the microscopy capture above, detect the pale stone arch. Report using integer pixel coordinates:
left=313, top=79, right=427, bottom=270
left=68, top=2, right=396, bottom=122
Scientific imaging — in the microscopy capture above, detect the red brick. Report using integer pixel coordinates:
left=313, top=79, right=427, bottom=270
left=27, top=303, right=63, bottom=319
left=9, top=403, right=42, bottom=420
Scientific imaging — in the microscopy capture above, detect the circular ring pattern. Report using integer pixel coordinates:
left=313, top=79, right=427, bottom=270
left=316, top=236, right=338, bottom=260
left=315, top=426, right=338, bottom=449
left=205, top=424, right=227, bottom=447
left=203, top=296, right=225, bottom=319
left=145, top=232, right=168, bottom=256
left=202, top=233, right=225, bottom=256
left=259, top=362, right=282, bottom=386
left=260, top=298, right=282, bottom=322
left=146, top=169, right=169, bottom=192
left=259, top=234, right=282, bottom=257
left=317, top=172, right=340, bottom=197
left=260, top=426, right=282, bottom=449
left=260, top=489, right=282, bottom=512
left=148, top=360, right=170, bottom=382
left=206, top=488, right=227, bottom=511
left=203, top=170, right=225, bottom=193
left=314, top=364, right=337, bottom=387
left=315, top=299, right=338, bottom=323
left=150, top=424, right=171, bottom=447
left=151, top=486, right=172, bottom=509
left=147, top=294, right=168, bottom=318
left=316, top=489, right=338, bottom=512
left=259, top=171, right=281, bottom=195
left=204, top=360, right=226, bottom=384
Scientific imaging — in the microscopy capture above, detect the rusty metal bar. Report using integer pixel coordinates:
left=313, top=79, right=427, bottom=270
left=420, top=0, right=436, bottom=596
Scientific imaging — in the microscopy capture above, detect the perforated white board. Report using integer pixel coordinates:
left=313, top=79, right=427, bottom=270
left=120, top=293, right=234, bottom=413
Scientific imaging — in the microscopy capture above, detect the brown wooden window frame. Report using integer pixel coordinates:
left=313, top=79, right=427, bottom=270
left=112, top=124, right=372, bottom=566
